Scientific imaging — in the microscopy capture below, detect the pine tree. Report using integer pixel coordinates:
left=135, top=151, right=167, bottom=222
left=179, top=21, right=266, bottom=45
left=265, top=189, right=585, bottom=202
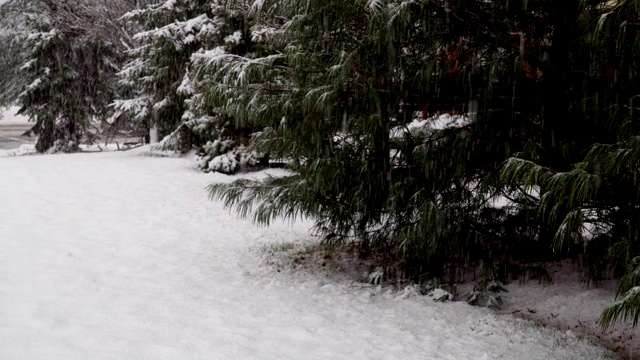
left=182, top=0, right=268, bottom=173
left=206, top=0, right=467, bottom=277
left=116, top=0, right=265, bottom=173
left=206, top=0, right=561, bottom=279
left=206, top=0, right=640, bottom=324
left=115, top=0, right=211, bottom=142
left=499, top=0, right=640, bottom=327
left=0, top=1, right=29, bottom=107
left=1, top=0, right=134, bottom=152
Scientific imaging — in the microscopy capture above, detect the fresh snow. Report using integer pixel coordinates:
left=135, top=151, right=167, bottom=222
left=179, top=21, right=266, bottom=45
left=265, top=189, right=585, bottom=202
left=500, top=263, right=640, bottom=359
left=0, top=144, right=36, bottom=157
left=0, top=149, right=614, bottom=359
left=0, top=144, right=135, bottom=158
left=390, top=113, right=471, bottom=139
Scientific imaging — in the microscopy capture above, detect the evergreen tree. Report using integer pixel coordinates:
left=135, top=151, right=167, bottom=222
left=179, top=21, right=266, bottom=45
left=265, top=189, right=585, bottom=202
left=207, top=0, right=552, bottom=278
left=180, top=0, right=268, bottom=173
left=501, top=0, right=640, bottom=327
left=0, top=0, right=134, bottom=152
left=0, top=1, right=29, bottom=107
left=116, top=0, right=265, bottom=173
left=207, top=0, right=640, bottom=326
left=115, top=0, right=211, bottom=142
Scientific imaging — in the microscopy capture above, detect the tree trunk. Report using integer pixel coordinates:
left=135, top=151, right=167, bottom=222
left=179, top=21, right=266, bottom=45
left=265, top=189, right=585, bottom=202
left=35, top=118, right=55, bottom=153
left=541, top=0, right=580, bottom=170
left=372, top=94, right=391, bottom=211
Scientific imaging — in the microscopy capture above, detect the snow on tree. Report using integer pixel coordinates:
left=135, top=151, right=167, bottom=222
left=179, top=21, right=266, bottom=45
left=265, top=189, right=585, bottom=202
left=0, top=0, right=135, bottom=152
left=206, top=0, right=640, bottom=326
left=116, top=0, right=267, bottom=173
left=115, top=0, right=214, bottom=142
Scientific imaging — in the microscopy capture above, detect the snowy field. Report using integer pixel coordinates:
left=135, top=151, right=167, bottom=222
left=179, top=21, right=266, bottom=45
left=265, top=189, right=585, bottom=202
left=0, top=148, right=617, bottom=359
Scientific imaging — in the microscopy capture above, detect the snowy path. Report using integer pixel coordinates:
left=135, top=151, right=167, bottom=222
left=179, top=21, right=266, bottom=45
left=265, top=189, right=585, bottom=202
left=0, top=150, right=610, bottom=359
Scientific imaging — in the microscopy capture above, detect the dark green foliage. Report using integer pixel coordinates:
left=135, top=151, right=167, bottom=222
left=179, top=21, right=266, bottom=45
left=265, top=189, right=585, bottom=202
left=19, top=31, right=117, bottom=152
left=205, top=0, right=640, bottom=325
left=116, top=0, right=215, bottom=140
left=499, top=0, right=640, bottom=326
left=207, top=0, right=556, bottom=284
left=0, top=12, right=27, bottom=107
left=1, top=0, right=133, bottom=152
left=117, top=0, right=267, bottom=173
left=600, top=257, right=640, bottom=328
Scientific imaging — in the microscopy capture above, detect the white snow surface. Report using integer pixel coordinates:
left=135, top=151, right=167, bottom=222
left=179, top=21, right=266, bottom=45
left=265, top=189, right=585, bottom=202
left=499, top=263, right=640, bottom=359
left=0, top=148, right=612, bottom=360
left=0, top=144, right=36, bottom=157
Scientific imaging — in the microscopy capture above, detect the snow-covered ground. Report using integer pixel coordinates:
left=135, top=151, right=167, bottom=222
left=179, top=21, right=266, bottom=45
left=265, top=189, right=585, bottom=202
left=500, top=264, right=639, bottom=359
left=0, top=143, right=132, bottom=157
left=0, top=148, right=616, bottom=359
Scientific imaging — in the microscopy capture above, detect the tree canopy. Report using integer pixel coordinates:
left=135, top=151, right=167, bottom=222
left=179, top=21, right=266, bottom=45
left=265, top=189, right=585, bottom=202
left=0, top=0, right=136, bottom=152
left=206, top=0, right=640, bottom=327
